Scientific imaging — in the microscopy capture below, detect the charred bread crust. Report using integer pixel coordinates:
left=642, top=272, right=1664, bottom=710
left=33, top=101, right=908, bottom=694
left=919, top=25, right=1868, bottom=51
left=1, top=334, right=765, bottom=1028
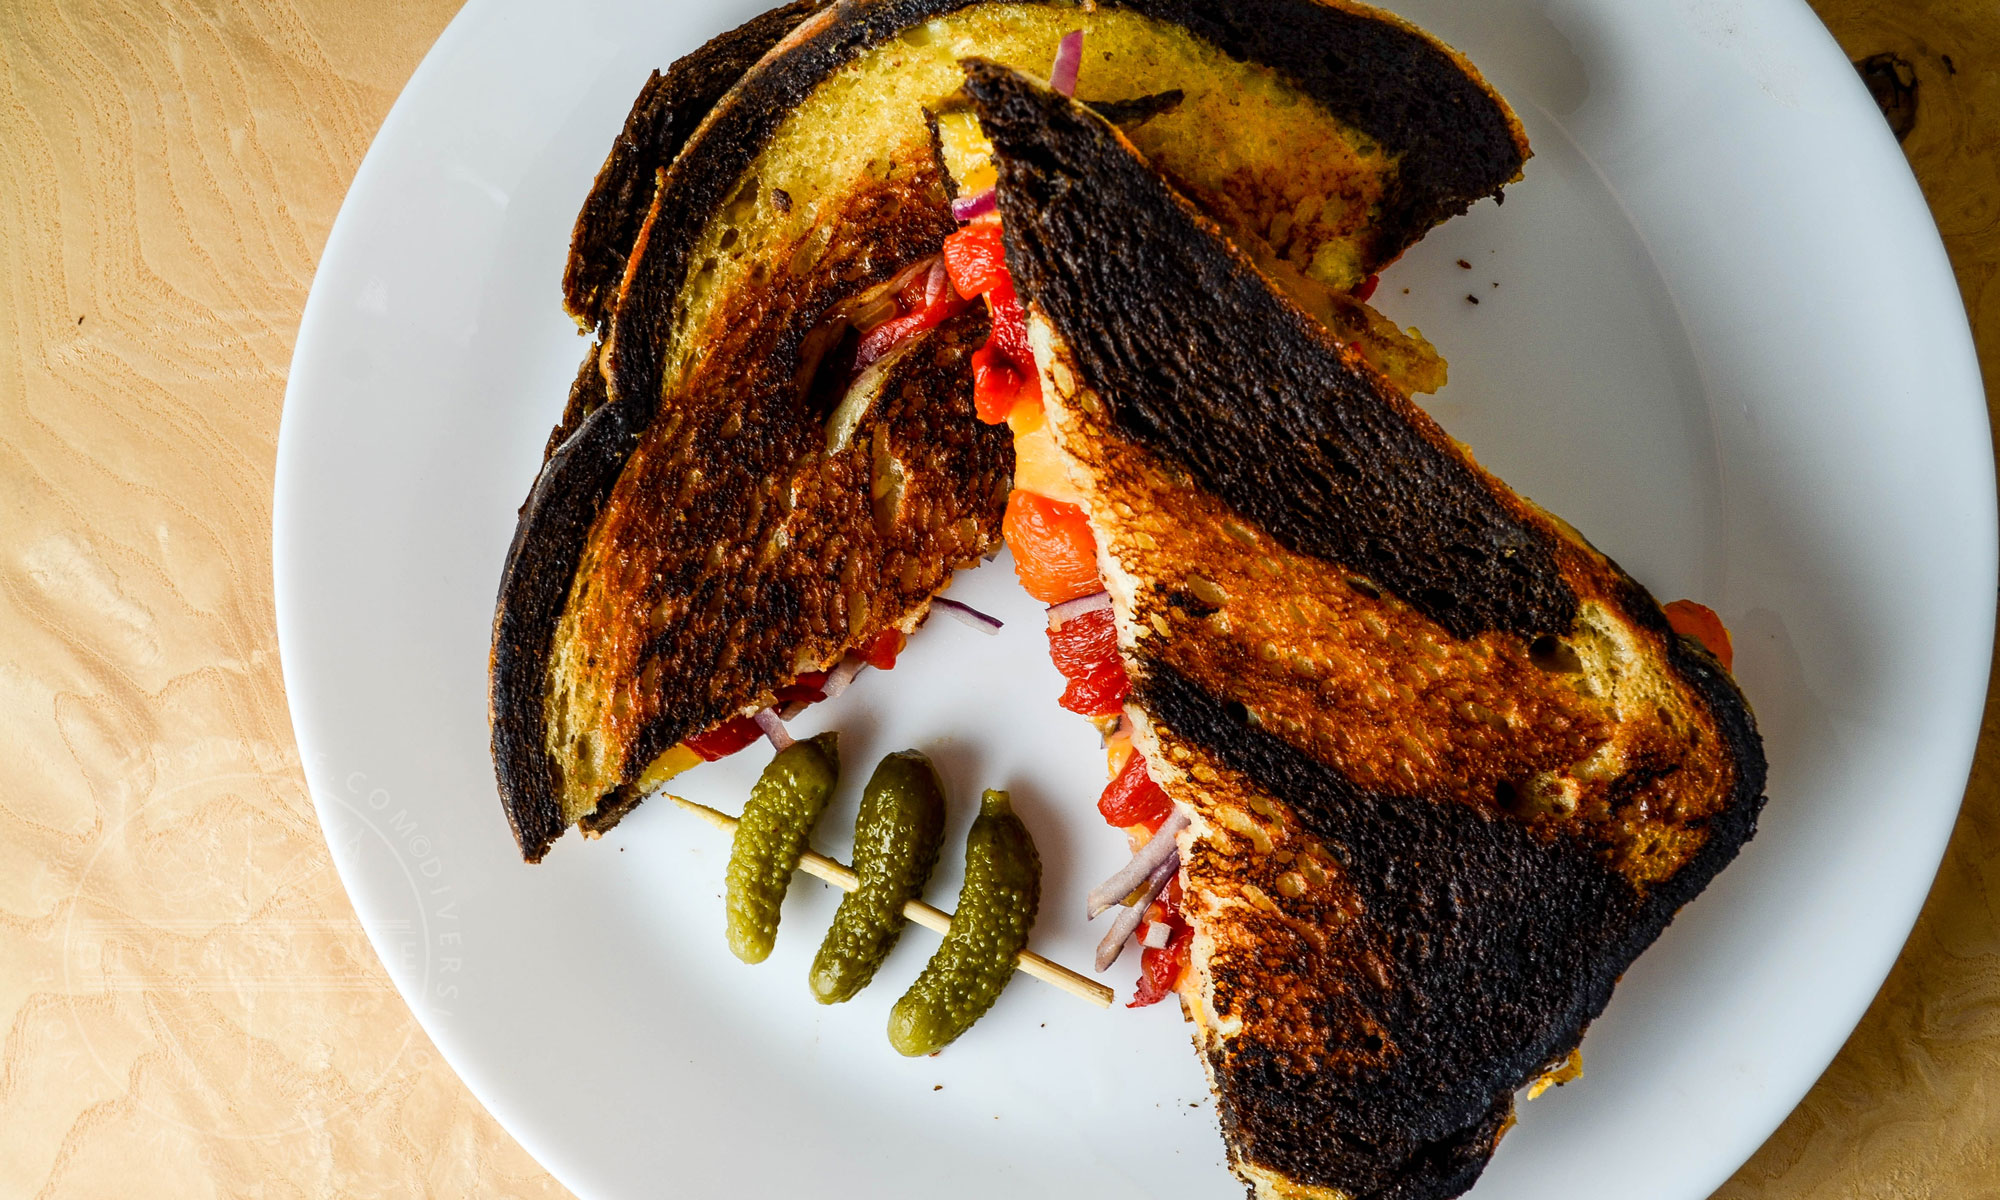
left=562, top=0, right=829, bottom=330
left=548, top=4, right=824, bottom=459
left=967, top=65, right=1765, bottom=1199
left=587, top=286, right=1009, bottom=791
left=1116, top=0, right=1528, bottom=264
left=963, top=58, right=1565, bottom=641
left=544, top=339, right=608, bottom=465
left=493, top=391, right=649, bottom=861
left=1137, top=661, right=1763, bottom=1200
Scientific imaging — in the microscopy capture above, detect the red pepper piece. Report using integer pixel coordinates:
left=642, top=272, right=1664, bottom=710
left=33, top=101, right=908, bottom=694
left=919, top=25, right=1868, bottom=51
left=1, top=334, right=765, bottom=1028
left=853, top=274, right=970, bottom=370
left=683, top=715, right=763, bottom=761
left=1353, top=273, right=1381, bottom=302
left=772, top=671, right=829, bottom=706
left=1663, top=599, right=1734, bottom=671
left=1047, top=607, right=1129, bottom=717
left=971, top=341, right=1041, bottom=424
left=1130, top=921, right=1193, bottom=1008
left=858, top=627, right=903, bottom=671
left=984, top=275, right=1033, bottom=371
left=1057, top=662, right=1128, bottom=717
left=1004, top=490, right=1101, bottom=604
left=942, top=219, right=1007, bottom=298
left=1098, top=751, right=1173, bottom=830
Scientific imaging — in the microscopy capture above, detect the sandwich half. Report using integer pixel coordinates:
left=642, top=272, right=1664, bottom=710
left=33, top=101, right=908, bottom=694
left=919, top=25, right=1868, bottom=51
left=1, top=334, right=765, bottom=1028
left=492, top=0, right=1531, bottom=861
left=961, top=61, right=1766, bottom=1200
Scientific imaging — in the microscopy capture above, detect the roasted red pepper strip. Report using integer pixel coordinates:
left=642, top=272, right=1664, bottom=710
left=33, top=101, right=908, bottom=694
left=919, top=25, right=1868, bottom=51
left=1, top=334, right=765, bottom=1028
left=1130, top=920, right=1193, bottom=1008
left=1098, top=742, right=1174, bottom=831
left=683, top=715, right=763, bottom=761
left=858, top=627, right=904, bottom=671
left=971, top=341, right=1040, bottom=424
left=1663, top=599, right=1734, bottom=671
left=946, top=216, right=1042, bottom=426
left=942, top=219, right=1007, bottom=298
left=853, top=266, right=969, bottom=370
left=771, top=671, right=829, bottom=706
left=983, top=275, right=1033, bottom=370
left=1047, top=607, right=1129, bottom=717
left=1004, top=490, right=1101, bottom=604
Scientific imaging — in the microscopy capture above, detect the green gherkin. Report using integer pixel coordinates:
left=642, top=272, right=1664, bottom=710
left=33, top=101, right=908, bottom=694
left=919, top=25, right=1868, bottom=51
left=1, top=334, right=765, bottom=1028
left=809, top=751, right=948, bottom=1004
left=887, top=789, right=1041, bottom=1056
left=724, top=733, right=839, bottom=964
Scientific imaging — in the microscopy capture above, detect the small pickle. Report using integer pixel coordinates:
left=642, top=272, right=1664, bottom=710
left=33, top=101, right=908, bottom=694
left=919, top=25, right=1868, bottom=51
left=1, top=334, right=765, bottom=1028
left=887, top=789, right=1040, bottom=1056
left=724, top=733, right=839, bottom=964
left=809, top=751, right=947, bottom=1004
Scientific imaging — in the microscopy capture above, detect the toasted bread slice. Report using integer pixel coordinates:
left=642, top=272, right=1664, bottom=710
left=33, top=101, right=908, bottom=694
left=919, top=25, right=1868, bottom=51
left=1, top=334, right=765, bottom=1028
left=541, top=0, right=832, bottom=462
left=494, top=0, right=1534, bottom=861
left=963, top=62, right=1766, bottom=1200
left=561, top=0, right=830, bottom=334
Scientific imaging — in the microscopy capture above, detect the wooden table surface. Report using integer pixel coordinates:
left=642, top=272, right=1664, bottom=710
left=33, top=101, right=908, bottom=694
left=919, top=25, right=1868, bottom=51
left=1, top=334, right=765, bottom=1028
left=1, top=1, right=1993, bottom=1196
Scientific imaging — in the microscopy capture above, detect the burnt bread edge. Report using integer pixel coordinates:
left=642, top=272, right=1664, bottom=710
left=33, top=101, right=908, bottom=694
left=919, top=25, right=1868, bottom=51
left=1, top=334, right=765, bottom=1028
left=545, top=2, right=823, bottom=461
left=964, top=59, right=1570, bottom=640
left=561, top=0, right=829, bottom=330
left=544, top=340, right=607, bottom=465
left=1137, top=652, right=1762, bottom=1200
left=493, top=395, right=646, bottom=862
left=1114, top=0, right=1528, bottom=264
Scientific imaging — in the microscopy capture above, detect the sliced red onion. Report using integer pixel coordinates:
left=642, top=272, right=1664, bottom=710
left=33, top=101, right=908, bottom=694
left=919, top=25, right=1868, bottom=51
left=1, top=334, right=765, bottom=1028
left=886, top=254, right=939, bottom=300
left=1142, top=920, right=1173, bottom=949
left=930, top=596, right=1003, bottom=635
left=752, top=708, right=794, bottom=751
left=1095, top=851, right=1177, bottom=972
left=950, top=189, right=995, bottom=222
left=1086, top=809, right=1189, bottom=918
left=1046, top=590, right=1111, bottom=629
left=923, top=258, right=949, bottom=308
left=821, top=654, right=866, bottom=701
left=1050, top=29, right=1083, bottom=97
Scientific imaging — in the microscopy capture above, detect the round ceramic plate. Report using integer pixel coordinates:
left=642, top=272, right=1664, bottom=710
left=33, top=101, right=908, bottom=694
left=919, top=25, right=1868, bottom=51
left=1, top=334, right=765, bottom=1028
left=274, top=1, right=1993, bottom=1197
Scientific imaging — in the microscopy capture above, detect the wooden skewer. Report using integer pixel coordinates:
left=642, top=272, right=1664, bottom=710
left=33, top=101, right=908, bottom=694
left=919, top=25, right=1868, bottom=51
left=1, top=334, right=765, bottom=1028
left=669, top=793, right=1114, bottom=1009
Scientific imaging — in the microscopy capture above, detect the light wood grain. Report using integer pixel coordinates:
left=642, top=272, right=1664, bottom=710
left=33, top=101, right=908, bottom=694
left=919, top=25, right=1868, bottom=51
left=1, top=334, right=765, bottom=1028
left=0, top=1, right=557, bottom=1196
left=0, top=1, right=1992, bottom=1197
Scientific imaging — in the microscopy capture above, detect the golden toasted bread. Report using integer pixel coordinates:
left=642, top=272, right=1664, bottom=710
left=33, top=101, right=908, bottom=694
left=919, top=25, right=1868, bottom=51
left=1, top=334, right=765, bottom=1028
left=963, top=62, right=1765, bottom=1200
left=493, top=0, right=1534, bottom=862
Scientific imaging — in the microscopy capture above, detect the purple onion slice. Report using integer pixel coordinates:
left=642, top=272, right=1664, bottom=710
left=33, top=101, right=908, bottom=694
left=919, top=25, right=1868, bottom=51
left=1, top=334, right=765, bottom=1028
left=950, top=189, right=995, bottom=222
left=1086, top=809, right=1188, bottom=918
left=1095, top=851, right=1177, bottom=972
left=930, top=596, right=1003, bottom=634
left=924, top=258, right=949, bottom=307
left=820, top=654, right=866, bottom=701
left=752, top=708, right=794, bottom=752
left=1046, top=591, right=1111, bottom=629
left=1050, top=29, right=1083, bottom=97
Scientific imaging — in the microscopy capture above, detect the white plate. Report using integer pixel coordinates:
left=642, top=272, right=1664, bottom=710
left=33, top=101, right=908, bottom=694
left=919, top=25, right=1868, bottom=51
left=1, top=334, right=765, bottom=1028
left=274, top=1, right=1994, bottom=1197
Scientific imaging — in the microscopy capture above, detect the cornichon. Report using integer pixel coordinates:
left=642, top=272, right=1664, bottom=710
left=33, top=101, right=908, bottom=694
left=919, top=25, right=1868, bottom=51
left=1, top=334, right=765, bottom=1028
left=809, top=751, right=947, bottom=1004
left=887, top=788, right=1040, bottom=1056
left=724, top=733, right=839, bottom=964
